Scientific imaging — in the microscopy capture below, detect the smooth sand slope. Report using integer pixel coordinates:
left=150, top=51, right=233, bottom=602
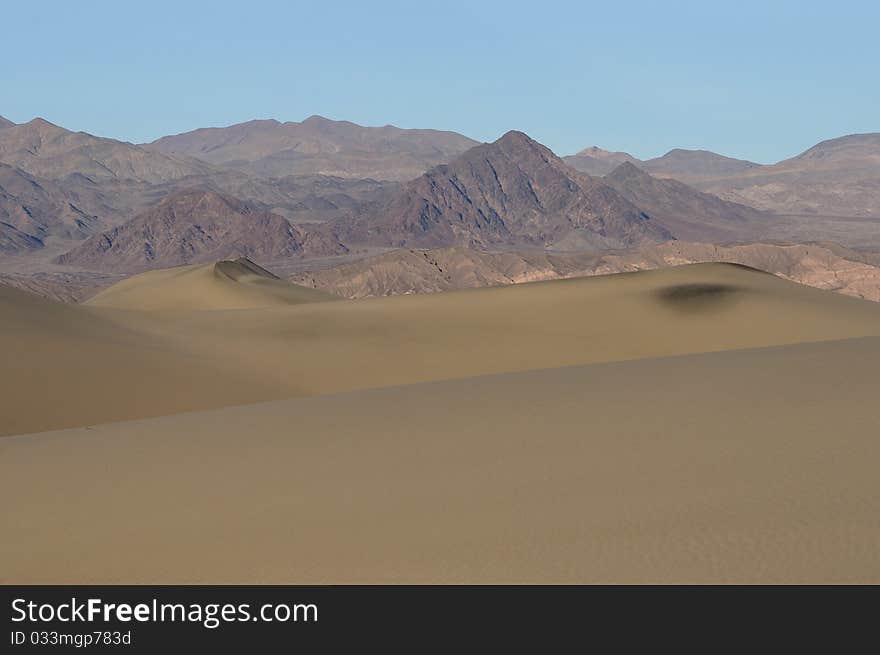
left=2, top=336, right=879, bottom=583
left=86, top=257, right=338, bottom=311
left=2, top=262, right=879, bottom=582
left=3, top=261, right=880, bottom=436
left=0, top=282, right=287, bottom=436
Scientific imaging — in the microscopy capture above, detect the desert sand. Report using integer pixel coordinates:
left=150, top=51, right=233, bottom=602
left=86, top=257, right=338, bottom=311
left=2, top=260, right=879, bottom=582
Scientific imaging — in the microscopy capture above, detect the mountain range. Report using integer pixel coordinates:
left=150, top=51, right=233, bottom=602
left=700, top=133, right=880, bottom=217
left=57, top=189, right=346, bottom=273
left=0, top=118, right=398, bottom=256
left=563, top=146, right=759, bottom=179
left=0, top=117, right=214, bottom=184
left=145, top=115, right=479, bottom=181
left=1, top=112, right=879, bottom=287
left=59, top=131, right=733, bottom=271
left=602, top=162, right=766, bottom=241
left=3, top=117, right=766, bottom=271
left=332, top=131, right=673, bottom=250
left=565, top=133, right=880, bottom=217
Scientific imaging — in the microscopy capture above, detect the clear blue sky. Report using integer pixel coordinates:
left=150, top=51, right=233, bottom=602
left=2, top=0, right=878, bottom=163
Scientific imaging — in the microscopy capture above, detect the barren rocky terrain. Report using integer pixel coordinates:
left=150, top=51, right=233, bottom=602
left=290, top=241, right=880, bottom=302
left=2, top=112, right=879, bottom=305
left=333, top=131, right=672, bottom=250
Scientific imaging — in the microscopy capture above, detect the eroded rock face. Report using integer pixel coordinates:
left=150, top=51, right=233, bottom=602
left=0, top=163, right=100, bottom=249
left=56, top=189, right=347, bottom=273
left=334, top=131, right=672, bottom=250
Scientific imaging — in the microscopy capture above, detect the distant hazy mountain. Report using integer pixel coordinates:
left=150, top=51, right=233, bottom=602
left=698, top=133, right=880, bottom=217
left=137, top=171, right=399, bottom=225
left=564, top=145, right=759, bottom=180
left=787, top=133, right=880, bottom=167
left=334, top=131, right=672, bottom=250
left=566, top=134, right=880, bottom=218
left=0, top=116, right=15, bottom=129
left=0, top=118, right=401, bottom=256
left=603, top=162, right=766, bottom=241
left=641, top=149, right=761, bottom=179
left=0, top=119, right=195, bottom=243
left=0, top=118, right=216, bottom=184
left=145, top=115, right=479, bottom=181
left=56, top=189, right=346, bottom=273
left=562, top=146, right=638, bottom=176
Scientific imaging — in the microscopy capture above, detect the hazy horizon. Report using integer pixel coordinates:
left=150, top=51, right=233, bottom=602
left=7, top=111, right=880, bottom=166
left=3, top=1, right=878, bottom=163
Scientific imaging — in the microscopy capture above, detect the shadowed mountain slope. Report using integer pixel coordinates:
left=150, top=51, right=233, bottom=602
left=602, top=162, right=766, bottom=240
left=0, top=163, right=99, bottom=248
left=56, top=189, right=346, bottom=273
left=335, top=131, right=672, bottom=250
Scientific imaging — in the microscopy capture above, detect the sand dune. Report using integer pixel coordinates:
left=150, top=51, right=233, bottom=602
left=3, top=261, right=880, bottom=582
left=0, top=281, right=288, bottom=436
left=3, top=262, right=880, bottom=436
left=2, top=336, right=879, bottom=583
left=87, top=257, right=337, bottom=311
